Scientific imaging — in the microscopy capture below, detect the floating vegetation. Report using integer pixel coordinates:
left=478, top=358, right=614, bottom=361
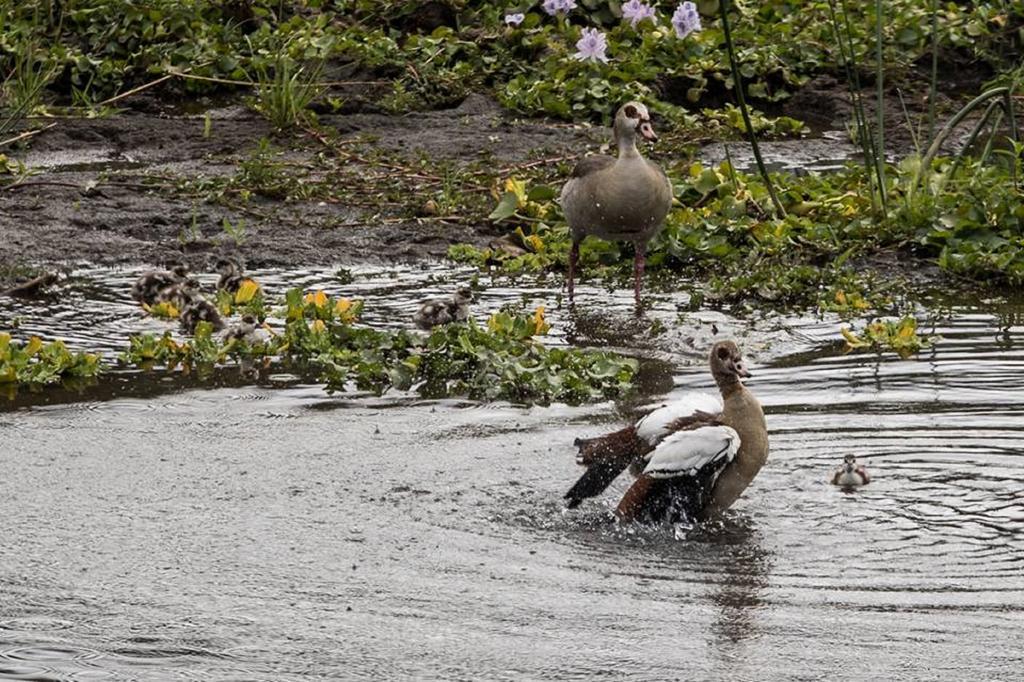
left=144, top=301, right=181, bottom=320
left=841, top=317, right=937, bottom=358
left=449, top=153, right=1024, bottom=310
left=115, top=289, right=636, bottom=406
left=215, top=279, right=268, bottom=320
left=0, top=333, right=102, bottom=391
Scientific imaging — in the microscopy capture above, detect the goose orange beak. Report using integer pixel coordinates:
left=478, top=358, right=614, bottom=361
left=638, top=121, right=657, bottom=141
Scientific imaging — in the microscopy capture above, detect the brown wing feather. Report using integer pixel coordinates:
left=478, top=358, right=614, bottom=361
left=571, top=155, right=615, bottom=179
left=565, top=425, right=649, bottom=508
left=615, top=475, right=661, bottom=522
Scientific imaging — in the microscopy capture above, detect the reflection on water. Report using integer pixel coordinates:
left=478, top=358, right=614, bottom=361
left=1, top=265, right=1023, bottom=679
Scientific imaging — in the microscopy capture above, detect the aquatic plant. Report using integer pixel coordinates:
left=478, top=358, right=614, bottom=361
left=574, top=28, right=610, bottom=64
left=0, top=333, right=102, bottom=389
left=841, top=317, right=936, bottom=358
left=248, top=49, right=325, bottom=130
left=622, top=1, right=656, bottom=28
left=454, top=149, right=1024, bottom=308
left=4, top=0, right=1015, bottom=127
left=542, top=0, right=577, bottom=17
left=120, top=289, right=637, bottom=406
left=671, top=2, right=701, bottom=39
left=144, top=301, right=181, bottom=320
left=216, top=279, right=267, bottom=320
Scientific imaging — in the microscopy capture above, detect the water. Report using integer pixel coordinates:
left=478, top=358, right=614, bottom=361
left=1, top=266, right=1023, bottom=680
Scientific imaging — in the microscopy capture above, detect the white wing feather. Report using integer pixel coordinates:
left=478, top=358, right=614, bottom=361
left=642, top=425, right=740, bottom=479
left=634, top=393, right=723, bottom=445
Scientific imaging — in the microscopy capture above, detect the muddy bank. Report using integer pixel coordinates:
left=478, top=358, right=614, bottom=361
left=0, top=81, right=1001, bottom=291
left=0, top=94, right=599, bottom=283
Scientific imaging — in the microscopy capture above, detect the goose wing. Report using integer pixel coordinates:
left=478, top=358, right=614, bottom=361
left=569, top=154, right=615, bottom=179
left=615, top=424, right=739, bottom=523
left=634, top=393, right=723, bottom=446
left=642, top=424, right=740, bottom=479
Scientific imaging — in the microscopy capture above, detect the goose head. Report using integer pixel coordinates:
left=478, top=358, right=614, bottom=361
left=613, top=101, right=657, bottom=146
left=215, top=258, right=242, bottom=277
left=168, top=261, right=190, bottom=279
left=709, top=340, right=751, bottom=385
left=840, top=454, right=858, bottom=474
left=453, top=286, right=473, bottom=305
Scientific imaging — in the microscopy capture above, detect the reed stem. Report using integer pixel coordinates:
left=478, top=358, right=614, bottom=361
left=719, top=0, right=785, bottom=217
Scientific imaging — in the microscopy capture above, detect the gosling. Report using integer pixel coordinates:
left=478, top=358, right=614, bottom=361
left=222, top=314, right=261, bottom=344
left=180, top=297, right=225, bottom=334
left=413, top=287, right=473, bottom=330
left=131, top=262, right=190, bottom=306
left=215, top=258, right=246, bottom=294
left=831, top=454, right=870, bottom=488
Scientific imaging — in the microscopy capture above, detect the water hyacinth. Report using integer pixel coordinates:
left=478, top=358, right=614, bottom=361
left=672, top=1, right=702, bottom=38
left=621, top=0, right=657, bottom=27
left=574, top=27, right=609, bottom=63
left=542, top=0, right=576, bottom=16
left=504, top=12, right=525, bottom=25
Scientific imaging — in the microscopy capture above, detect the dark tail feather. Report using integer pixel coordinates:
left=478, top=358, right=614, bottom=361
left=565, top=425, right=650, bottom=508
left=565, top=457, right=633, bottom=508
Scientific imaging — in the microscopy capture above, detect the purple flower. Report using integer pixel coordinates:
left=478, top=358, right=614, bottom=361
left=621, top=0, right=657, bottom=27
left=504, top=12, right=525, bottom=25
left=672, top=1, right=702, bottom=38
left=574, top=27, right=609, bottom=63
left=542, top=0, right=577, bottom=16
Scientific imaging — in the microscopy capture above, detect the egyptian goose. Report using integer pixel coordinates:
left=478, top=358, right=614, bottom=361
left=215, top=258, right=246, bottom=293
left=565, top=340, right=768, bottom=523
left=831, top=455, right=870, bottom=488
left=559, top=101, right=672, bottom=307
left=413, top=287, right=473, bottom=330
left=222, top=314, right=261, bottom=344
left=180, top=297, right=225, bottom=334
left=131, top=262, right=190, bottom=306
left=155, top=277, right=202, bottom=310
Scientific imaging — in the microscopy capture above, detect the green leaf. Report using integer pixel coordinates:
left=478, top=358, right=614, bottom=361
left=488, top=191, right=519, bottom=221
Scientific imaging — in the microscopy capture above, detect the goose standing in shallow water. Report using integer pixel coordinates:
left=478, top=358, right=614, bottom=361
left=832, top=455, right=870, bottom=488
left=559, top=101, right=672, bottom=307
left=565, top=340, right=768, bottom=524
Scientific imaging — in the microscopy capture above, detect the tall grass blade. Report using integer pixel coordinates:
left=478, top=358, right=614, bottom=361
left=718, top=0, right=785, bottom=217
left=928, top=0, right=938, bottom=144
left=874, top=0, right=887, bottom=210
left=827, top=0, right=880, bottom=212
left=913, top=86, right=1012, bottom=198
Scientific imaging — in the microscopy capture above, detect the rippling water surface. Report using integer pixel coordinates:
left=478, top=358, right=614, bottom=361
left=1, top=266, right=1022, bottom=680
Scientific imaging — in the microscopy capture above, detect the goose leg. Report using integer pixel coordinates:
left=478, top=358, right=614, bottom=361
left=567, top=238, right=580, bottom=302
left=633, top=241, right=646, bottom=307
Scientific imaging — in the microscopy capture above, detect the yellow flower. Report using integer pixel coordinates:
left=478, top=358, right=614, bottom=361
left=524, top=234, right=544, bottom=252
left=147, top=301, right=180, bottom=319
left=24, top=337, right=42, bottom=356
left=310, top=319, right=327, bottom=334
left=234, top=279, right=261, bottom=304
left=532, top=306, right=551, bottom=335
left=304, top=290, right=328, bottom=308
left=505, top=177, right=528, bottom=207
